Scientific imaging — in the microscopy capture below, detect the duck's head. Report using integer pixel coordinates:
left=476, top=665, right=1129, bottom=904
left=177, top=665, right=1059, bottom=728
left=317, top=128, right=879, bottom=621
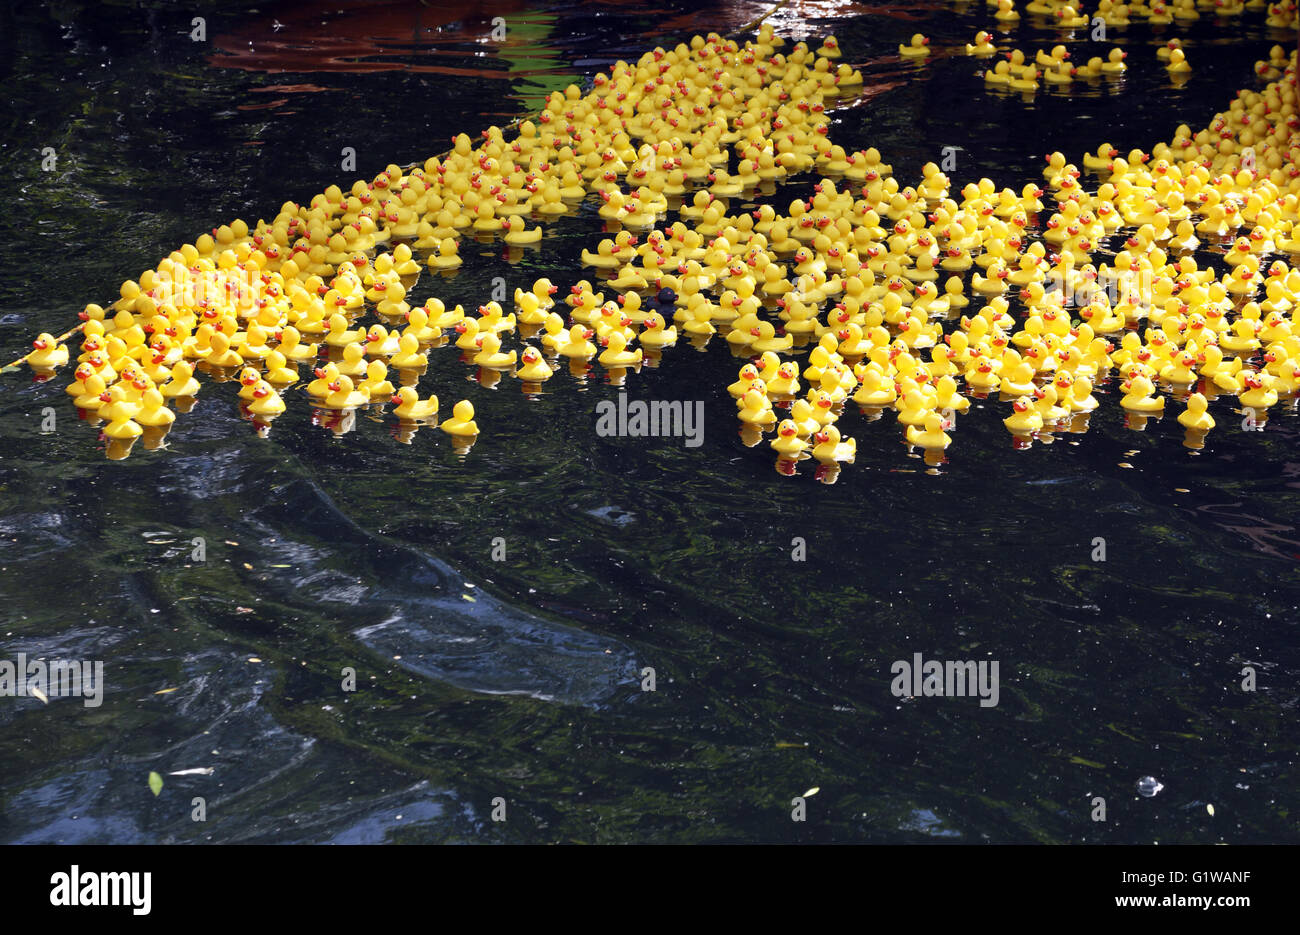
left=452, top=399, right=475, bottom=421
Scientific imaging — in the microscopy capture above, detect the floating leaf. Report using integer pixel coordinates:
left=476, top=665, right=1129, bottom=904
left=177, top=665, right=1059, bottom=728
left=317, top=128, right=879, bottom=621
left=148, top=771, right=163, bottom=796
left=802, top=786, right=820, bottom=797
left=153, top=687, right=179, bottom=695
left=168, top=767, right=214, bottom=777
left=1207, top=803, right=1215, bottom=816
left=29, top=685, right=48, bottom=704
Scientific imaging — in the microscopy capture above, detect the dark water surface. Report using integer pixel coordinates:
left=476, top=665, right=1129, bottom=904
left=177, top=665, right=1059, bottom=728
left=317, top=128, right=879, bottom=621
left=1, top=0, right=1297, bottom=843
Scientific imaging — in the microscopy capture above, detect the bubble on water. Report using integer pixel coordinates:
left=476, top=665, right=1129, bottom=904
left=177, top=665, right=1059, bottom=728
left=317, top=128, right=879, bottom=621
left=1137, top=776, right=1164, bottom=797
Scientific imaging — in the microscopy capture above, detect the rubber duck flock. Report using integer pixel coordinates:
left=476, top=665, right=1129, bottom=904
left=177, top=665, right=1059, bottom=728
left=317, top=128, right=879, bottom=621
left=20, top=5, right=1300, bottom=467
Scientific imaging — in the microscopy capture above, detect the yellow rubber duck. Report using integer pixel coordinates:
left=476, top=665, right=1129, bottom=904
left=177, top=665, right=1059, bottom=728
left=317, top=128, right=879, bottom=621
left=906, top=412, right=952, bottom=450
left=428, top=238, right=462, bottom=270
left=816, top=35, right=842, bottom=59
left=73, top=373, right=109, bottom=410
left=1069, top=375, right=1100, bottom=412
left=750, top=320, right=793, bottom=353
left=392, top=386, right=439, bottom=420
left=965, top=31, right=996, bottom=56
left=899, top=34, right=930, bottom=58
left=134, top=388, right=176, bottom=426
left=538, top=313, right=571, bottom=354
left=1043, top=62, right=1075, bottom=85
left=66, top=361, right=100, bottom=398
left=360, top=360, right=395, bottom=399
left=770, top=419, right=809, bottom=457
left=581, top=239, right=621, bottom=269
left=26, top=333, right=69, bottom=369
left=639, top=312, right=678, bottom=348
left=335, top=343, right=368, bottom=378
left=246, top=381, right=285, bottom=417
left=852, top=367, right=897, bottom=406
left=984, top=60, right=1012, bottom=85
left=598, top=331, right=643, bottom=368
left=1220, top=318, right=1261, bottom=354
left=503, top=215, right=542, bottom=245
left=363, top=324, right=400, bottom=359
left=1166, top=48, right=1191, bottom=74
left=324, top=313, right=364, bottom=349
left=440, top=399, right=479, bottom=436
left=158, top=361, right=199, bottom=398
left=474, top=333, right=518, bottom=369
left=307, top=363, right=340, bottom=400
left=1273, top=362, right=1300, bottom=395
left=934, top=375, right=970, bottom=413
left=389, top=333, right=429, bottom=369
left=454, top=317, right=483, bottom=352
left=1000, top=360, right=1037, bottom=397
left=1160, top=351, right=1201, bottom=385
left=263, top=350, right=298, bottom=386
left=1239, top=371, right=1278, bottom=409
left=812, top=424, right=857, bottom=463
left=275, top=325, right=317, bottom=362
left=767, top=362, right=802, bottom=397
left=1003, top=397, right=1043, bottom=433
left=514, top=293, right=548, bottom=327
left=729, top=363, right=762, bottom=398
left=515, top=346, right=554, bottom=382
left=102, top=408, right=143, bottom=440
left=476, top=302, right=516, bottom=335
left=894, top=389, right=933, bottom=427
left=96, top=382, right=140, bottom=423
left=323, top=374, right=371, bottom=409
left=995, top=0, right=1020, bottom=20
left=738, top=388, right=777, bottom=425
left=558, top=325, right=597, bottom=359
left=201, top=332, right=243, bottom=369
left=964, top=358, right=1001, bottom=393
left=1177, top=392, right=1215, bottom=430
left=1120, top=375, right=1165, bottom=412
left=1032, top=385, right=1070, bottom=424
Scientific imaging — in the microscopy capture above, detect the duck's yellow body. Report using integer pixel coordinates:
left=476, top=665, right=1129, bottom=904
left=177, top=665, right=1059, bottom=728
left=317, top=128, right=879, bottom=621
left=440, top=399, right=479, bottom=437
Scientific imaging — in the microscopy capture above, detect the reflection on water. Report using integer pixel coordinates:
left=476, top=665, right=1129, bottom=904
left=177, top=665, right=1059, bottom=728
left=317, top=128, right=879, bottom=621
left=1, top=0, right=1299, bottom=844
